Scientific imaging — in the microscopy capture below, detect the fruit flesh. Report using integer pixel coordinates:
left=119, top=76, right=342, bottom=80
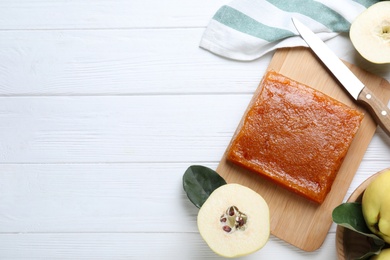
left=197, top=184, right=270, bottom=258
left=350, top=1, right=390, bottom=64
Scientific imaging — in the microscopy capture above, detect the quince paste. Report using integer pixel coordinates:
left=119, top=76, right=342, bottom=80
left=227, top=71, right=364, bottom=203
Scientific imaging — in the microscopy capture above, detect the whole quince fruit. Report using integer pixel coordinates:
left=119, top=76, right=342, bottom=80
left=362, top=169, right=390, bottom=243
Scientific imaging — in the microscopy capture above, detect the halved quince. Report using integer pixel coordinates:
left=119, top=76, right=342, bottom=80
left=197, top=183, right=270, bottom=258
left=350, top=1, right=390, bottom=64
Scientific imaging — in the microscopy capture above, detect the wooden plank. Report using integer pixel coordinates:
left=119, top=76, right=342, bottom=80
left=0, top=95, right=252, bottom=163
left=0, top=233, right=337, bottom=259
left=0, top=160, right=388, bottom=233
left=0, top=29, right=268, bottom=95
left=0, top=163, right=203, bottom=233
left=216, top=48, right=390, bottom=251
left=0, top=0, right=226, bottom=29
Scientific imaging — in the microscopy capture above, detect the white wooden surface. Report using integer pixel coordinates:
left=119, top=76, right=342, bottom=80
left=0, top=1, right=389, bottom=259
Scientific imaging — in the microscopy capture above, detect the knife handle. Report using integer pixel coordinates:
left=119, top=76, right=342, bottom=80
left=358, top=87, right=390, bottom=136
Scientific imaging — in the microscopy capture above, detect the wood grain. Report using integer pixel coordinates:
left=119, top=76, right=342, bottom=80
left=0, top=95, right=251, bottom=163
left=358, top=87, right=390, bottom=137
left=0, top=29, right=268, bottom=95
left=0, top=0, right=226, bottom=29
left=216, top=47, right=390, bottom=251
left=0, top=233, right=337, bottom=259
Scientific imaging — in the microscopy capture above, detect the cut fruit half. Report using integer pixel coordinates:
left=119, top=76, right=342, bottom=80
left=197, top=183, right=270, bottom=258
left=350, top=1, right=390, bottom=64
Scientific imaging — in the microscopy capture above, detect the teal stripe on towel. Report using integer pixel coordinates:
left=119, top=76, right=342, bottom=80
left=266, top=0, right=351, bottom=32
left=213, top=5, right=294, bottom=41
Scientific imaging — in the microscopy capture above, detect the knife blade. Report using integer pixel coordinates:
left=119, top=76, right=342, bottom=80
left=292, top=17, right=390, bottom=137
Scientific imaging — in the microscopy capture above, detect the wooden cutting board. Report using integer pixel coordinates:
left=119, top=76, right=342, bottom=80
left=216, top=47, right=390, bottom=251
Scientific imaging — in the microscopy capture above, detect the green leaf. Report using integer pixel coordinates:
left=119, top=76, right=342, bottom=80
left=332, top=203, right=380, bottom=239
left=182, top=165, right=226, bottom=208
left=332, top=202, right=385, bottom=259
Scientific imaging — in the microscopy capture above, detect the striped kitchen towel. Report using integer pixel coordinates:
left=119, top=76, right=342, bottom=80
left=200, top=0, right=380, bottom=61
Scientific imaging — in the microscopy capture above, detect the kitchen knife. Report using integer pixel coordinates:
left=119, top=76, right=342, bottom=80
left=292, top=17, right=390, bottom=137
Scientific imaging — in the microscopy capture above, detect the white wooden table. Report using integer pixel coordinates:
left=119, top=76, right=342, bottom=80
left=1, top=1, right=389, bottom=259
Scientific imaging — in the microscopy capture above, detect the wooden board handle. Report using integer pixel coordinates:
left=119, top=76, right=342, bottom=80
left=358, top=87, right=390, bottom=136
